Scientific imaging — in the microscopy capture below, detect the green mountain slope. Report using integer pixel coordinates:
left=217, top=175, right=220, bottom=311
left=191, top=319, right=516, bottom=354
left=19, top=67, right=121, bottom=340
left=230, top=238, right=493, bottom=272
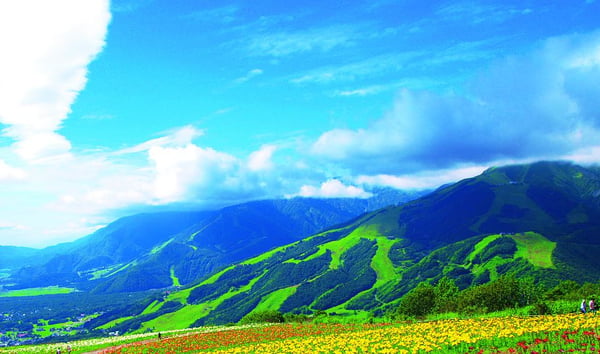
left=5, top=190, right=421, bottom=293
left=98, top=161, right=600, bottom=331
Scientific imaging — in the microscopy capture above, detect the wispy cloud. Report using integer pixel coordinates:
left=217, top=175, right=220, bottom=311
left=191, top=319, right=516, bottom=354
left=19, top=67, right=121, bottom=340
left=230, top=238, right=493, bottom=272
left=335, top=86, right=389, bottom=97
left=291, top=52, right=422, bottom=84
left=333, top=78, right=445, bottom=97
left=436, top=2, right=533, bottom=24
left=111, top=0, right=152, bottom=13
left=290, top=38, right=501, bottom=87
left=246, top=25, right=359, bottom=58
left=185, top=5, right=239, bottom=24
left=234, top=68, right=264, bottom=84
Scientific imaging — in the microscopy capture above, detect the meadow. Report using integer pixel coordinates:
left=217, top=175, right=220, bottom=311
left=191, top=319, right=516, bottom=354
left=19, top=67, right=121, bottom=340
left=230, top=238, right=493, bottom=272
left=6, top=312, right=600, bottom=353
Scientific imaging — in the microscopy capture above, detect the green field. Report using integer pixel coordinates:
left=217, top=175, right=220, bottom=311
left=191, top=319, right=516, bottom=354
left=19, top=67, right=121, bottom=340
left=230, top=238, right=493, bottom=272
left=0, top=286, right=76, bottom=297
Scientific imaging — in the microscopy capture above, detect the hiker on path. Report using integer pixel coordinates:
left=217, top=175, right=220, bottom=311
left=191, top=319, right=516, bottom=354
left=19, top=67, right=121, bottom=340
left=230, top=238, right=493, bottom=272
left=581, top=299, right=587, bottom=314
left=589, top=299, right=596, bottom=314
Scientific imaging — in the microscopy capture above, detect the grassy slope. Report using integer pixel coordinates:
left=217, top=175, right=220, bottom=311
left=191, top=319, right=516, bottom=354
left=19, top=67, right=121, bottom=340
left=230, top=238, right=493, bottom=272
left=250, top=287, right=298, bottom=313
left=0, top=286, right=75, bottom=297
left=512, top=232, right=555, bottom=268
left=131, top=215, right=394, bottom=329
left=170, top=266, right=181, bottom=287
left=93, top=229, right=560, bottom=332
left=137, top=270, right=269, bottom=331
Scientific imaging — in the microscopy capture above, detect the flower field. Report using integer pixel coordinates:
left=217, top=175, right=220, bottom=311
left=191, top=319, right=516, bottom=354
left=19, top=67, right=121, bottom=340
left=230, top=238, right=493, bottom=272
left=5, top=313, right=600, bottom=353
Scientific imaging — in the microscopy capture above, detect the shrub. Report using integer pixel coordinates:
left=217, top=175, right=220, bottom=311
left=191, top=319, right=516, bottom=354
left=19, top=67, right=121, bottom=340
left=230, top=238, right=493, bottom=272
left=239, top=310, right=284, bottom=324
left=529, top=302, right=551, bottom=315
left=396, top=282, right=436, bottom=318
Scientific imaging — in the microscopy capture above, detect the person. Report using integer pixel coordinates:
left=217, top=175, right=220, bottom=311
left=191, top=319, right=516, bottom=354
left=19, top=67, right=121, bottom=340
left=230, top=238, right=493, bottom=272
left=158, top=332, right=162, bottom=340
left=589, top=299, right=596, bottom=314
left=581, top=299, right=587, bottom=314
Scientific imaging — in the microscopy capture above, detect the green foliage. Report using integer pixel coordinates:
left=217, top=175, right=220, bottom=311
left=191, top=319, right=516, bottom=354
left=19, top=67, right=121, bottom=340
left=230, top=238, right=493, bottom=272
left=239, top=310, right=284, bottom=324
left=282, top=312, right=312, bottom=323
left=528, top=301, right=552, bottom=315
left=0, top=286, right=75, bottom=297
left=395, top=282, right=436, bottom=318
left=311, top=239, right=377, bottom=310
left=545, top=280, right=580, bottom=300
left=456, top=276, right=540, bottom=313
left=434, top=277, right=459, bottom=313
left=544, top=281, right=600, bottom=302
left=474, top=237, right=517, bottom=264
left=548, top=300, right=580, bottom=314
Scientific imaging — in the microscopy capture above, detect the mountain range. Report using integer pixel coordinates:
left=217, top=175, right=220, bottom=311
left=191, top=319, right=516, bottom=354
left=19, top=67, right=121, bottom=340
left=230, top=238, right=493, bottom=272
left=3, top=160, right=600, bottom=335
left=1, top=188, right=421, bottom=293
left=88, top=161, right=600, bottom=331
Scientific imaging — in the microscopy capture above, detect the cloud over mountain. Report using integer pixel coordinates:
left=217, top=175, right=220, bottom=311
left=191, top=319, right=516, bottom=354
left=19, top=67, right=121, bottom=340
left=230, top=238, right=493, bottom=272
left=311, top=31, right=600, bottom=174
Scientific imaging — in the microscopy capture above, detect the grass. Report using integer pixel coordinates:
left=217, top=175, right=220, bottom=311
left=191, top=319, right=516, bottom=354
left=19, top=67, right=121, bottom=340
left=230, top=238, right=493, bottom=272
left=150, top=238, right=174, bottom=255
left=467, top=234, right=502, bottom=263
left=251, top=287, right=297, bottom=313
left=170, top=266, right=181, bottom=287
left=140, top=270, right=269, bottom=331
left=136, top=303, right=210, bottom=332
left=96, top=316, right=134, bottom=330
left=511, top=231, right=556, bottom=268
left=90, top=261, right=136, bottom=280
left=140, top=300, right=163, bottom=315
left=297, top=224, right=387, bottom=270
left=0, top=286, right=75, bottom=297
left=371, top=237, right=399, bottom=287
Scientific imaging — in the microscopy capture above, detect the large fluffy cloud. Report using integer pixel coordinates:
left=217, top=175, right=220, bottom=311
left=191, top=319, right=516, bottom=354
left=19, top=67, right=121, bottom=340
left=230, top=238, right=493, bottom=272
left=0, top=0, right=111, bottom=162
left=311, top=31, right=600, bottom=174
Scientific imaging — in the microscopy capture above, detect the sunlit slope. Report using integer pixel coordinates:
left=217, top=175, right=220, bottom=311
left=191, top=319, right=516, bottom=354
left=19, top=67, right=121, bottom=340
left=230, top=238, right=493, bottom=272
left=95, top=161, right=600, bottom=331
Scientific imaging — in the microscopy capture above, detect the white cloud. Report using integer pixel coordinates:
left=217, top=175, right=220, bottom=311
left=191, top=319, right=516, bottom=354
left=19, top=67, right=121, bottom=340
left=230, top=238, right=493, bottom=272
left=247, top=25, right=358, bottom=57
left=247, top=145, right=277, bottom=172
left=117, top=125, right=204, bottom=155
left=356, top=165, right=488, bottom=190
left=149, top=144, right=238, bottom=203
left=336, top=86, right=387, bottom=97
left=185, top=5, right=239, bottom=24
left=0, top=159, right=27, bottom=181
left=0, top=0, right=111, bottom=162
left=291, top=53, right=419, bottom=85
left=311, top=31, right=600, bottom=174
left=234, top=68, right=264, bottom=84
left=290, top=179, right=372, bottom=199
left=563, top=145, right=600, bottom=165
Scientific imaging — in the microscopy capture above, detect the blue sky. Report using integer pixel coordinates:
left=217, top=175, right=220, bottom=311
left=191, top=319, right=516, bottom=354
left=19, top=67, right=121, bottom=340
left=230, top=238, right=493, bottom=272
left=0, top=0, right=599, bottom=247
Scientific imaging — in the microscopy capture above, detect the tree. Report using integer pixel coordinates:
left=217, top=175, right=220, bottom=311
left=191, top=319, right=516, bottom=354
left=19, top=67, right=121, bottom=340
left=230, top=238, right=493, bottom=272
left=434, top=277, right=459, bottom=313
left=239, top=310, right=284, bottom=324
left=397, top=282, right=436, bottom=318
